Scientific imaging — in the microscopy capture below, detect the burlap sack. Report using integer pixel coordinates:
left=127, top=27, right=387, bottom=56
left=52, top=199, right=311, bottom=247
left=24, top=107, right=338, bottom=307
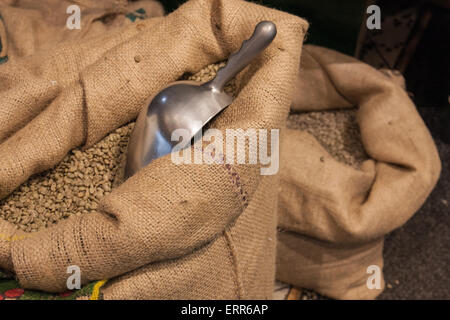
left=0, top=0, right=164, bottom=60
left=276, top=45, right=441, bottom=299
left=0, top=0, right=308, bottom=299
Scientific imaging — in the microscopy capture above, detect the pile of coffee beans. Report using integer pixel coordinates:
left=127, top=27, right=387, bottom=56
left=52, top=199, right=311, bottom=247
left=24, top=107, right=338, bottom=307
left=287, top=109, right=368, bottom=169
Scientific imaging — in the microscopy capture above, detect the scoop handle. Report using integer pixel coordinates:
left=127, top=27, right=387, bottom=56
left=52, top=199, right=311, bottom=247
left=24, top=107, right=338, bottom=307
left=209, top=21, right=277, bottom=92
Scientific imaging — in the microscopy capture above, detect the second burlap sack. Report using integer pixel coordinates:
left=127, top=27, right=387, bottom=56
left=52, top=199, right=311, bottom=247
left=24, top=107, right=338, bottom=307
left=0, top=0, right=308, bottom=299
left=276, top=45, right=441, bottom=300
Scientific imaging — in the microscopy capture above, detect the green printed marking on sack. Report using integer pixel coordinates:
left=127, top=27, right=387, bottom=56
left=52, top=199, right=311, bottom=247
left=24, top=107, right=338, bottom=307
left=126, top=8, right=146, bottom=22
left=0, top=14, right=7, bottom=64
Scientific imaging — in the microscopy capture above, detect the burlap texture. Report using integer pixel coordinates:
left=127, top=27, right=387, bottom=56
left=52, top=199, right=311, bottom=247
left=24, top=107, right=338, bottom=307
left=0, top=0, right=308, bottom=299
left=276, top=45, right=441, bottom=299
left=0, top=218, right=27, bottom=271
left=0, top=0, right=164, bottom=60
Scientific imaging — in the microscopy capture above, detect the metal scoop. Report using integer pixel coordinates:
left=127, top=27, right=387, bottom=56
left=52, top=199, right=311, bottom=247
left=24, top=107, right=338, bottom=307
left=125, top=21, right=277, bottom=178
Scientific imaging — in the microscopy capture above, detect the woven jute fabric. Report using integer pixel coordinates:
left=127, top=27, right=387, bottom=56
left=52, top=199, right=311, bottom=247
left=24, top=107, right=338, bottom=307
left=0, top=0, right=164, bottom=60
left=0, top=0, right=308, bottom=298
left=276, top=45, right=441, bottom=299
